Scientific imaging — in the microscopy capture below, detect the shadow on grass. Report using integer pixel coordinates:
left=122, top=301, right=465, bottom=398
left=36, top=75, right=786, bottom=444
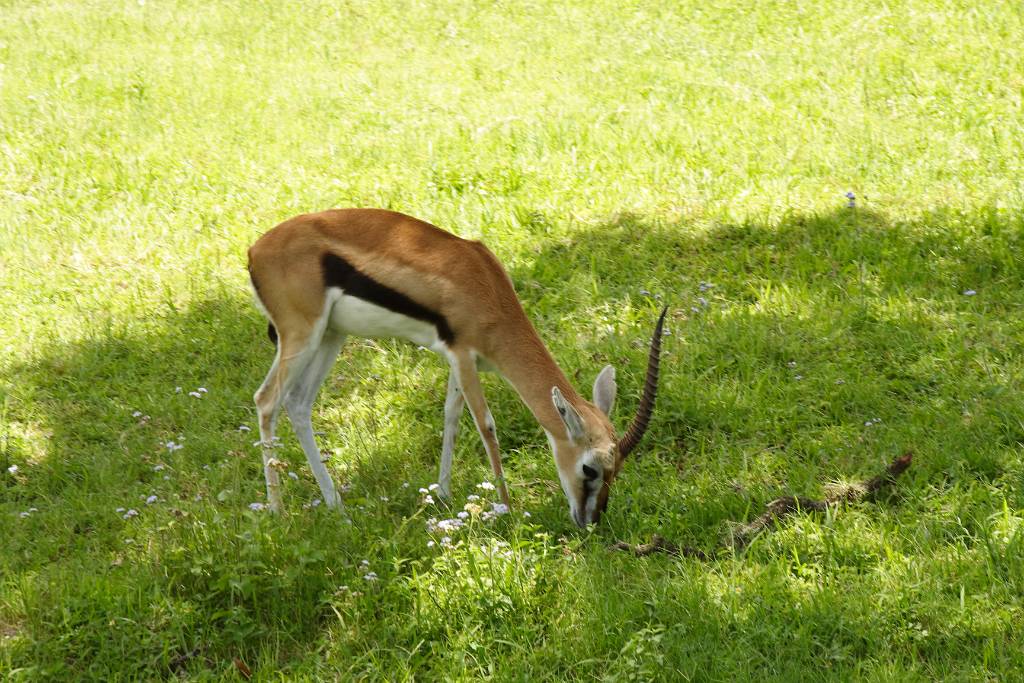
left=3, top=206, right=1023, bottom=677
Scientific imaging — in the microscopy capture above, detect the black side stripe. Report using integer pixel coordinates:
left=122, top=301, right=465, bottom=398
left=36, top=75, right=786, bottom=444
left=321, top=252, right=455, bottom=344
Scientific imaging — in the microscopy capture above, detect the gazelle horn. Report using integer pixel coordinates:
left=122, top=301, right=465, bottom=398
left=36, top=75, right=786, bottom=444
left=617, top=306, right=668, bottom=458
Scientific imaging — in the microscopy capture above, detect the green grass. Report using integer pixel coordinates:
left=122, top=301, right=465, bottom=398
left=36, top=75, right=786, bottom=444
left=2, top=0, right=1024, bottom=679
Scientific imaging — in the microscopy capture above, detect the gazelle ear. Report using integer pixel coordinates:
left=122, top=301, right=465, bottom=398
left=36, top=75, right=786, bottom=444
left=592, top=365, right=617, bottom=416
left=551, top=386, right=586, bottom=444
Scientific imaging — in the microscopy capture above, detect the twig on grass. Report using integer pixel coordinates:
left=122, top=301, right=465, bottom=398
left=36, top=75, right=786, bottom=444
left=610, top=452, right=913, bottom=559
left=608, top=535, right=710, bottom=560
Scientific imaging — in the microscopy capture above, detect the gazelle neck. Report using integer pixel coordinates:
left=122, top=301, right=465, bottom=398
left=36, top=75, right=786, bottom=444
left=489, top=324, right=585, bottom=439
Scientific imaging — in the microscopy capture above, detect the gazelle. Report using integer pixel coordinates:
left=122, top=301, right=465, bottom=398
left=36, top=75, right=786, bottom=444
left=247, top=208, right=666, bottom=527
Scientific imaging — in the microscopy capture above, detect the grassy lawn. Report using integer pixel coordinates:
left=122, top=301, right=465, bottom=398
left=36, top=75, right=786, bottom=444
left=2, top=0, right=1023, bottom=679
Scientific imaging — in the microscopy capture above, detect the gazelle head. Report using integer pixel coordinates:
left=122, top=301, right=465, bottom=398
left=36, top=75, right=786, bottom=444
left=549, top=308, right=667, bottom=527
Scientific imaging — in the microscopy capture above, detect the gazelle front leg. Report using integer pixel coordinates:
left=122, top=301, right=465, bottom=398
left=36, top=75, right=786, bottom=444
left=438, top=368, right=465, bottom=499
left=451, top=350, right=512, bottom=509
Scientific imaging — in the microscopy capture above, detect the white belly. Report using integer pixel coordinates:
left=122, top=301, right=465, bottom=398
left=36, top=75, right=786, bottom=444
left=327, top=291, right=445, bottom=351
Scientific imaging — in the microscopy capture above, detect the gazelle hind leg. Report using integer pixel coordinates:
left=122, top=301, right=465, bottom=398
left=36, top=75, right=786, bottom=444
left=451, top=351, right=511, bottom=509
left=252, top=342, right=307, bottom=511
left=254, top=320, right=324, bottom=512
left=284, top=331, right=346, bottom=509
left=438, top=368, right=465, bottom=499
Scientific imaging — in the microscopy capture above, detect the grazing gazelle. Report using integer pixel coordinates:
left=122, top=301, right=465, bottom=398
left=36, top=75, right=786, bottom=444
left=247, top=208, right=666, bottom=527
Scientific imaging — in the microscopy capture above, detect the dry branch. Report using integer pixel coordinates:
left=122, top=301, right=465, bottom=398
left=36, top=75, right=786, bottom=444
left=611, top=452, right=913, bottom=559
left=609, top=535, right=709, bottom=560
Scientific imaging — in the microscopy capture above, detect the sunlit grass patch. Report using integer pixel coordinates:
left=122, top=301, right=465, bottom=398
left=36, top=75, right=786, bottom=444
left=2, top=0, right=1024, bottom=678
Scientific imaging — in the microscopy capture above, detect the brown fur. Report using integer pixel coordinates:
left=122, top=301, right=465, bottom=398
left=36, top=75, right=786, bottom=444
left=248, top=209, right=594, bottom=435
left=247, top=209, right=621, bottom=515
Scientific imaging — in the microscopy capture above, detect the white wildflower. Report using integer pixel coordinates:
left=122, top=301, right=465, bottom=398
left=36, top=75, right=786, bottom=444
left=428, top=483, right=440, bottom=492
left=145, top=495, right=158, bottom=505
left=477, top=481, right=495, bottom=491
left=153, top=464, right=165, bottom=472
left=248, top=502, right=265, bottom=511
left=188, top=391, right=202, bottom=398
left=7, top=465, right=18, bottom=475
left=197, top=387, right=208, bottom=394
left=422, top=494, right=434, bottom=505
left=363, top=572, right=378, bottom=581
left=963, top=289, right=977, bottom=296
left=457, top=511, right=469, bottom=520
left=123, top=509, right=139, bottom=519
left=132, top=410, right=142, bottom=417
left=466, top=494, right=480, bottom=501
left=435, top=518, right=464, bottom=533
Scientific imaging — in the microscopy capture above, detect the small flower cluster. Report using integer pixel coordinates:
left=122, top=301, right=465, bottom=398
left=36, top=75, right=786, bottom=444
left=427, top=517, right=466, bottom=534
left=481, top=502, right=510, bottom=522
left=419, top=483, right=441, bottom=505
left=165, top=440, right=184, bottom=452
left=864, top=417, right=883, bottom=427
left=359, top=559, right=378, bottom=582
left=117, top=507, right=139, bottom=520
left=187, top=387, right=208, bottom=399
left=18, top=507, right=39, bottom=519
left=691, top=283, right=713, bottom=314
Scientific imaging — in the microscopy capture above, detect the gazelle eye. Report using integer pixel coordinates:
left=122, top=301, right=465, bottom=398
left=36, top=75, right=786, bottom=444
left=582, top=464, right=600, bottom=481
